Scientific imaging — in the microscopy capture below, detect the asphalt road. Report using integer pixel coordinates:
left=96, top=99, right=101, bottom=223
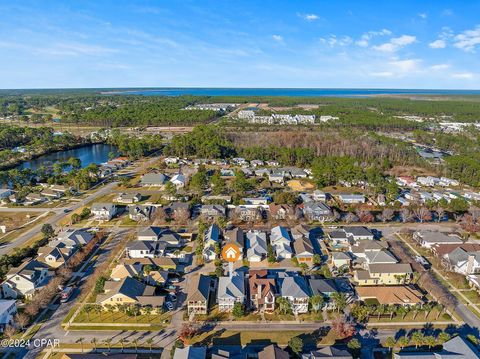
left=0, top=182, right=116, bottom=256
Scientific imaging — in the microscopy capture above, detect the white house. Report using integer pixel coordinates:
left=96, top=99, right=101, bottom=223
left=0, top=300, right=17, bottom=332
left=413, top=231, right=463, bottom=249
left=337, top=194, right=365, bottom=204
left=270, top=226, right=293, bottom=259
left=246, top=230, right=268, bottom=262
left=203, top=224, right=221, bottom=262
left=91, top=203, right=118, bottom=221
left=2, top=260, right=51, bottom=298
left=170, top=173, right=186, bottom=188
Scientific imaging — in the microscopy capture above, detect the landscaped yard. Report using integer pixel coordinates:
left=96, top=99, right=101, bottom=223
left=461, top=290, right=480, bottom=303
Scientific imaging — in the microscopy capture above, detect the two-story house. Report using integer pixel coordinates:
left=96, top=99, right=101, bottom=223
left=2, top=260, right=51, bottom=298
left=277, top=274, right=310, bottom=314
left=91, top=203, right=118, bottom=221
left=246, top=230, right=268, bottom=262
left=217, top=271, right=245, bottom=312
left=249, top=270, right=276, bottom=313
left=270, top=226, right=293, bottom=260
left=187, top=274, right=213, bottom=315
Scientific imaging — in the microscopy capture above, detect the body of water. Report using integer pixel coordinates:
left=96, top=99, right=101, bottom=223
left=104, top=87, right=480, bottom=97
left=16, top=143, right=118, bottom=171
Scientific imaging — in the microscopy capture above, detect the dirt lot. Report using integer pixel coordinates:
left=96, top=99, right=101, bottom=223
left=0, top=211, right=44, bottom=231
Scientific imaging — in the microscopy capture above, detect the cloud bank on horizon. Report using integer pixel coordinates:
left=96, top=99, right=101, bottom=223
left=0, top=0, right=479, bottom=89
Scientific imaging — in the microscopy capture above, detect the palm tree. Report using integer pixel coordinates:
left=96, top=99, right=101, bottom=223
left=423, top=303, right=433, bottom=320
left=309, top=295, right=324, bottom=313
left=385, top=337, right=396, bottom=352
left=424, top=335, right=436, bottom=349
left=437, top=332, right=451, bottom=345
left=91, top=338, right=97, bottom=352
left=145, top=338, right=154, bottom=352
left=83, top=304, right=93, bottom=321
left=435, top=304, right=444, bottom=320
left=331, top=292, right=347, bottom=313
left=388, top=305, right=397, bottom=320
left=103, top=338, right=112, bottom=352
left=276, top=297, right=292, bottom=315
left=119, top=338, right=129, bottom=353
left=132, top=339, right=138, bottom=353
left=377, top=304, right=387, bottom=320
left=76, top=338, right=85, bottom=353
left=397, top=336, right=409, bottom=349
left=411, top=331, right=425, bottom=349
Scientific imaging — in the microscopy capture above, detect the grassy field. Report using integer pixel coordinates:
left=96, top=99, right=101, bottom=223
left=187, top=329, right=335, bottom=346
left=73, top=310, right=171, bottom=325
left=0, top=211, right=53, bottom=244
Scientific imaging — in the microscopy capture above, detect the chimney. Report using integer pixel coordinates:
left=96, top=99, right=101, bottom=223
left=467, top=254, right=476, bottom=274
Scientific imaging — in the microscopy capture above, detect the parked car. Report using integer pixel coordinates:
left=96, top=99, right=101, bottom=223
left=168, top=293, right=177, bottom=302
left=165, top=302, right=174, bottom=311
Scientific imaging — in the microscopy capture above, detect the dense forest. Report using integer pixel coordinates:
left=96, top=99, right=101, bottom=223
left=2, top=92, right=480, bottom=127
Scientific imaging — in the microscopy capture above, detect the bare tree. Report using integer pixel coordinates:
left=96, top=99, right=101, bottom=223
left=3, top=325, right=16, bottom=338
left=435, top=207, right=445, bottom=222
left=173, top=208, right=190, bottom=225
left=14, top=313, right=30, bottom=330
left=413, top=207, right=432, bottom=223
left=400, top=208, right=414, bottom=223
left=344, top=212, right=359, bottom=224
left=378, top=208, right=394, bottom=223
left=356, top=209, right=374, bottom=223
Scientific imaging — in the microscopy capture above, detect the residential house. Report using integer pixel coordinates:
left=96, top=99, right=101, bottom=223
left=123, top=257, right=177, bottom=272
left=328, top=227, right=374, bottom=246
left=331, top=252, right=351, bottom=268
left=173, top=346, right=207, bottom=359
left=110, top=264, right=143, bottom=281
left=255, top=168, right=271, bottom=177
left=302, top=347, right=352, bottom=359
left=25, top=193, right=46, bottom=205
left=2, top=260, right=51, bottom=298
left=313, top=190, right=327, bottom=202
left=129, top=205, right=155, bottom=222
left=170, top=173, right=186, bottom=188
left=394, top=336, right=480, bottom=359
left=96, top=277, right=164, bottom=310
left=269, top=172, right=285, bottom=183
left=0, top=189, right=13, bottom=201
left=258, top=345, right=289, bottom=359
left=115, top=192, right=142, bottom=204
left=126, top=241, right=166, bottom=259
left=200, top=205, right=226, bottom=220
left=269, top=203, right=293, bottom=220
left=55, top=228, right=94, bottom=248
left=337, top=194, right=365, bottom=204
left=293, top=235, right=316, bottom=265
left=467, top=274, right=480, bottom=292
left=37, top=245, right=73, bottom=268
left=443, top=247, right=480, bottom=275
left=138, top=227, right=182, bottom=247
left=91, top=203, right=118, bottom=221
left=277, top=274, right=310, bottom=314
left=303, top=201, right=333, bottom=222
left=40, top=188, right=62, bottom=200
left=356, top=286, right=423, bottom=306
left=0, top=300, right=17, bottom=332
left=203, top=224, right=221, bottom=262
left=217, top=271, right=245, bottom=312
left=235, top=206, right=262, bottom=222
left=249, top=270, right=276, bottom=313
left=349, top=240, right=388, bottom=260
left=167, top=202, right=190, bottom=219
left=140, top=173, right=167, bottom=186
left=243, top=197, right=269, bottom=205
left=308, top=277, right=354, bottom=306
left=246, top=230, right=268, bottom=262
left=138, top=226, right=163, bottom=241
left=270, top=226, right=293, bottom=259
left=354, top=263, right=413, bottom=286
left=187, top=274, right=213, bottom=315
left=224, top=228, right=244, bottom=254
left=413, top=231, right=463, bottom=249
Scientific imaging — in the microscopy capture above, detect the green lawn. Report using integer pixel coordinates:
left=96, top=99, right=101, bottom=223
left=462, top=290, right=480, bottom=303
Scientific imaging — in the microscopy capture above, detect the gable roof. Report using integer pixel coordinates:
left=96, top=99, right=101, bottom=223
left=356, top=286, right=423, bottom=305
left=225, top=228, right=244, bottom=248
left=293, top=236, right=314, bottom=255
left=258, top=345, right=289, bottom=359
left=365, top=250, right=398, bottom=264
left=279, top=275, right=310, bottom=298
left=187, top=274, right=212, bottom=302
left=218, top=272, right=245, bottom=300
left=140, top=173, right=166, bottom=185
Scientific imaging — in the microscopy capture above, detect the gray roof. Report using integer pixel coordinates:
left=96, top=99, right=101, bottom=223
left=92, top=203, right=116, bottom=212
left=345, top=226, right=374, bottom=237
left=141, top=173, right=167, bottom=185
left=279, top=276, right=310, bottom=298
left=187, top=274, right=212, bottom=302
left=218, top=272, right=245, bottom=301
left=394, top=336, right=480, bottom=359
left=303, top=346, right=352, bottom=359
left=205, top=224, right=220, bottom=243
left=246, top=231, right=267, bottom=257
left=366, top=250, right=398, bottom=264
left=97, top=277, right=155, bottom=303
left=270, top=226, right=292, bottom=244
left=308, top=278, right=353, bottom=296
left=225, top=228, right=244, bottom=248
left=138, top=226, right=163, bottom=238
left=416, top=231, right=463, bottom=245
left=57, top=228, right=94, bottom=246
left=447, top=247, right=480, bottom=266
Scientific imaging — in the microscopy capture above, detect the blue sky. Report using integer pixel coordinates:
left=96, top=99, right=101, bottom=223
left=1, top=0, right=480, bottom=89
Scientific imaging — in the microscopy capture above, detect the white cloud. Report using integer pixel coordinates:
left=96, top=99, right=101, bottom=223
left=389, top=59, right=421, bottom=73
left=371, top=71, right=395, bottom=78
left=452, top=72, right=474, bottom=79
left=429, top=39, right=446, bottom=49
left=430, top=64, right=450, bottom=71
left=454, top=25, right=480, bottom=52
left=372, top=35, right=416, bottom=52
left=370, top=59, right=421, bottom=78
left=299, top=13, right=319, bottom=21
left=418, top=13, right=427, bottom=19
left=356, top=29, right=391, bottom=47
left=272, top=35, right=284, bottom=42
left=320, top=35, right=352, bottom=47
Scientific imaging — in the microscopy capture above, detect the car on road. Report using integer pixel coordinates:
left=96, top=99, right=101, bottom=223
left=63, top=209, right=71, bottom=213
left=60, top=286, right=74, bottom=303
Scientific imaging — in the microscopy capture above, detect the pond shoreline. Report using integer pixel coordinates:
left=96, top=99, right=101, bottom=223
left=0, top=141, right=109, bottom=171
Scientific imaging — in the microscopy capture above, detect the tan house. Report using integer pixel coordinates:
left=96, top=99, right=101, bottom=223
left=123, top=257, right=177, bottom=272
left=187, top=274, right=213, bottom=315
left=37, top=246, right=73, bottom=268
left=96, top=277, right=164, bottom=311
left=110, top=264, right=143, bottom=281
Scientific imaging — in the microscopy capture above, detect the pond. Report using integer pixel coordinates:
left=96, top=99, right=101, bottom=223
left=16, top=143, right=118, bottom=171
